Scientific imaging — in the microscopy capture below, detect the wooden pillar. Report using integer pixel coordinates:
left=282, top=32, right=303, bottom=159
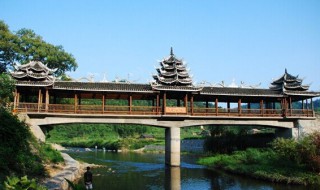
left=74, top=93, right=78, bottom=113
left=102, top=94, right=105, bottom=114
left=190, top=95, right=194, bottom=115
left=238, top=99, right=241, bottom=116
left=311, top=98, right=314, bottom=117
left=260, top=99, right=264, bottom=116
left=129, top=94, right=132, bottom=114
left=13, top=89, right=17, bottom=111
left=184, top=94, right=188, bottom=114
left=45, top=89, right=49, bottom=112
left=177, top=99, right=180, bottom=107
left=289, top=97, right=292, bottom=116
left=227, top=101, right=230, bottom=114
left=38, top=89, right=42, bottom=112
left=206, top=100, right=209, bottom=113
left=17, top=92, right=20, bottom=108
left=156, top=94, right=160, bottom=115
left=215, top=98, right=218, bottom=116
left=302, top=99, right=304, bottom=110
left=306, top=99, right=309, bottom=117
left=163, top=92, right=166, bottom=115
left=247, top=102, right=251, bottom=114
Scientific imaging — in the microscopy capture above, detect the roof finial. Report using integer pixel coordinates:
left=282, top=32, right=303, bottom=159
left=170, top=47, right=174, bottom=56
left=285, top=68, right=287, bottom=74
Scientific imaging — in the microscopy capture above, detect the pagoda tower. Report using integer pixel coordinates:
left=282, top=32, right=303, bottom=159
left=152, top=48, right=193, bottom=86
left=269, top=69, right=309, bottom=91
left=11, top=61, right=56, bottom=82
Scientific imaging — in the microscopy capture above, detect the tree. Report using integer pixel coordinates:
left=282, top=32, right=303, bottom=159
left=0, top=20, right=77, bottom=76
left=0, top=73, right=15, bottom=107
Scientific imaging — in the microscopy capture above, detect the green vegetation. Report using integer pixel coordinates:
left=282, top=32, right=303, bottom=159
left=204, top=125, right=276, bottom=153
left=46, top=123, right=204, bottom=150
left=199, top=132, right=320, bottom=186
left=3, top=175, right=47, bottom=190
left=0, top=20, right=77, bottom=76
left=0, top=108, right=63, bottom=187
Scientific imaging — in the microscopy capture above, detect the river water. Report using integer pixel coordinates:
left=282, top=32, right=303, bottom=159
left=65, top=149, right=313, bottom=190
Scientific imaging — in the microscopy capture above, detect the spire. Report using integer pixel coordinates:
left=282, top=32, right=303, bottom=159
left=170, top=47, right=174, bottom=56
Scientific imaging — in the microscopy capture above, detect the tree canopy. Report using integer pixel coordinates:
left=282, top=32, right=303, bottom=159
left=0, top=20, right=77, bottom=76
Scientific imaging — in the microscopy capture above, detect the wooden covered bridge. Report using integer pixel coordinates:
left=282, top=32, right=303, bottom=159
left=11, top=49, right=320, bottom=166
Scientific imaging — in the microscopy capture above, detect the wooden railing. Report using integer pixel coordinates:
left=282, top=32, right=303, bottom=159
left=14, top=102, right=315, bottom=118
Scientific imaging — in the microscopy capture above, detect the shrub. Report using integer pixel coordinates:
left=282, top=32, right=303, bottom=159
left=4, top=175, right=47, bottom=190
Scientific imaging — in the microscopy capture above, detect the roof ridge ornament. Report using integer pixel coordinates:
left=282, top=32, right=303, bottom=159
left=170, top=47, right=174, bottom=56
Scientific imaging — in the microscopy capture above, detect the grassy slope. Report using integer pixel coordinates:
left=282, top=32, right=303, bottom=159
left=46, top=124, right=204, bottom=149
left=198, top=148, right=320, bottom=186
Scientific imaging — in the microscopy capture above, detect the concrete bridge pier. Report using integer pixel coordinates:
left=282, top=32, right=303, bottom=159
left=165, top=127, right=181, bottom=167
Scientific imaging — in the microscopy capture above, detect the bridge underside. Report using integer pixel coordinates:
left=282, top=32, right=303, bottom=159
left=20, top=113, right=319, bottom=167
left=27, top=113, right=303, bottom=128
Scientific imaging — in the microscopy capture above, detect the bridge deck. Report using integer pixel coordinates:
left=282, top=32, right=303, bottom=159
left=15, top=102, right=314, bottom=118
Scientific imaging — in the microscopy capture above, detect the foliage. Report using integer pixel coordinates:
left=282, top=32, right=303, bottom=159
left=0, top=108, right=63, bottom=183
left=0, top=108, right=44, bottom=180
left=204, top=126, right=276, bottom=153
left=198, top=148, right=320, bottom=185
left=271, top=132, right=320, bottom=172
left=64, top=178, right=85, bottom=190
left=0, top=73, right=15, bottom=107
left=3, top=175, right=47, bottom=190
left=0, top=20, right=77, bottom=76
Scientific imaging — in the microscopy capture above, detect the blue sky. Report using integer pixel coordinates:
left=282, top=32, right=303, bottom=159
left=1, top=0, right=320, bottom=90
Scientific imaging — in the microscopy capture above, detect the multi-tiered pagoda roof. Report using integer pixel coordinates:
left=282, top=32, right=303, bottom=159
left=270, top=69, right=309, bottom=92
left=152, top=48, right=194, bottom=88
left=11, top=61, right=56, bottom=82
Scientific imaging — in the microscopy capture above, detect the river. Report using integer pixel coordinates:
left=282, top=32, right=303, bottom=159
left=64, top=148, right=313, bottom=190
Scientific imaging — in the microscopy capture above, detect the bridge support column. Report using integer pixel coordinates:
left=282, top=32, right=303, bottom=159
left=165, top=127, right=180, bottom=167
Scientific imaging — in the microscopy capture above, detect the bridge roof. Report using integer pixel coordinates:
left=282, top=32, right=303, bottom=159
left=15, top=81, right=320, bottom=99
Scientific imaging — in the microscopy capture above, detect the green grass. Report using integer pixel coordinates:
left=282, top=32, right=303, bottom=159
left=198, top=148, right=320, bottom=186
left=46, top=124, right=205, bottom=150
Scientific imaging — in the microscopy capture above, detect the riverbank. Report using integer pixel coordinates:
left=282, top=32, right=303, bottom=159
left=41, top=144, right=99, bottom=190
left=198, top=148, right=320, bottom=186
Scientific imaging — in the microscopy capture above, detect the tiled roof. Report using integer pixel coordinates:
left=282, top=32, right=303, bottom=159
left=53, top=82, right=154, bottom=93
left=201, top=87, right=283, bottom=97
left=14, top=81, right=320, bottom=98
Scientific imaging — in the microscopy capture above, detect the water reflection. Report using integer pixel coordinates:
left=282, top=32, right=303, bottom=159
left=165, top=167, right=181, bottom=190
left=66, top=149, right=312, bottom=190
